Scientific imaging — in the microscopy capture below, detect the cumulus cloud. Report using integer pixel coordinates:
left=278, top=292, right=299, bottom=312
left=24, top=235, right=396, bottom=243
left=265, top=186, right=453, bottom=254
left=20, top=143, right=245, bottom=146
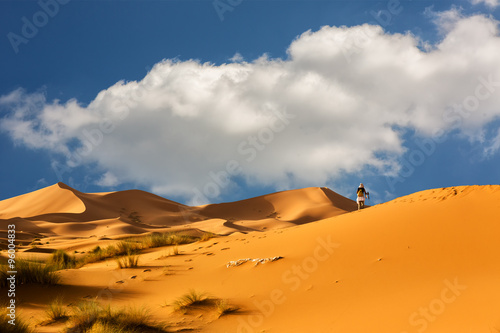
left=1, top=10, right=500, bottom=203
left=470, top=0, right=500, bottom=8
left=96, top=172, right=120, bottom=187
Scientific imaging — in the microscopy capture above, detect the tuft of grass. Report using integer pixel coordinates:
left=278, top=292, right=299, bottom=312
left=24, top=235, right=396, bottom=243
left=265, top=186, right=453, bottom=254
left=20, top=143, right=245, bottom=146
left=116, top=241, right=142, bottom=256
left=67, top=301, right=165, bottom=333
left=199, top=232, right=217, bottom=242
left=82, top=248, right=106, bottom=265
left=143, top=233, right=173, bottom=248
left=45, top=297, right=68, bottom=322
left=172, top=290, right=208, bottom=312
left=111, top=307, right=153, bottom=330
left=91, top=245, right=101, bottom=253
left=1, top=260, right=59, bottom=287
left=170, top=246, right=179, bottom=256
left=0, top=307, right=32, bottom=333
left=103, top=245, right=118, bottom=257
left=68, top=300, right=105, bottom=332
left=132, top=233, right=196, bottom=249
left=71, top=233, right=199, bottom=268
left=116, top=254, right=140, bottom=269
left=215, top=300, right=239, bottom=317
left=80, top=243, right=138, bottom=266
left=47, top=250, right=77, bottom=270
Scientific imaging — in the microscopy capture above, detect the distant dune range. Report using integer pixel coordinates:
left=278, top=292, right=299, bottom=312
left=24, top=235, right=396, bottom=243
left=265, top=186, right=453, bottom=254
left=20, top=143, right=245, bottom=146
left=1, top=183, right=500, bottom=332
left=0, top=182, right=358, bottom=250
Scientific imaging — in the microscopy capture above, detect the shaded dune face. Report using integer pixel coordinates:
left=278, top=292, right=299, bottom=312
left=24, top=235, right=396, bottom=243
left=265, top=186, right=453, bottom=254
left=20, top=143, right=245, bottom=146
left=0, top=183, right=357, bottom=247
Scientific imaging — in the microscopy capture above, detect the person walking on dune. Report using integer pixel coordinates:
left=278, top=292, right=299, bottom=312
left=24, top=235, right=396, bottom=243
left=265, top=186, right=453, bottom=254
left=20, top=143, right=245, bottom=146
left=356, top=183, right=368, bottom=210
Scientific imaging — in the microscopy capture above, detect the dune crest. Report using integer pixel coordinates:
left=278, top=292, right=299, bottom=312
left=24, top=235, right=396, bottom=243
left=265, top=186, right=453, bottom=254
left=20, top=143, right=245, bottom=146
left=0, top=183, right=357, bottom=249
left=0, top=182, right=86, bottom=219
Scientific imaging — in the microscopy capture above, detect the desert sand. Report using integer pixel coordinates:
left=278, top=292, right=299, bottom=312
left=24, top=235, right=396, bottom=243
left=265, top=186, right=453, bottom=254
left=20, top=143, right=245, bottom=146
left=1, top=183, right=500, bottom=332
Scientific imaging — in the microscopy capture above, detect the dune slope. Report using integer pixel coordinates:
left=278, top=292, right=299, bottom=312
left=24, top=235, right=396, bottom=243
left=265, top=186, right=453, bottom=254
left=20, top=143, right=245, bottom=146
left=194, top=185, right=500, bottom=332
left=3, top=185, right=499, bottom=332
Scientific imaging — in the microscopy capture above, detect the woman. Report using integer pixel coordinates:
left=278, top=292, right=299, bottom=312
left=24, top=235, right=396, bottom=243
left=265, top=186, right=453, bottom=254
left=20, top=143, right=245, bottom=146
left=356, top=183, right=367, bottom=210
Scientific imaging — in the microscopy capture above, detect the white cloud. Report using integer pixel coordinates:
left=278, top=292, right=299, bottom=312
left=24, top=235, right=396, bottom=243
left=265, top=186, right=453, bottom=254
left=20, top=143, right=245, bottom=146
left=96, top=172, right=120, bottom=187
left=230, top=52, right=244, bottom=63
left=470, top=0, right=500, bottom=9
left=1, top=10, right=500, bottom=203
left=485, top=128, right=500, bottom=156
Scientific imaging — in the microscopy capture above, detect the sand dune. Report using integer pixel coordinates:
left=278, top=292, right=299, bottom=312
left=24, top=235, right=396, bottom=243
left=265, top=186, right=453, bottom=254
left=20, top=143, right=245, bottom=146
left=0, top=183, right=86, bottom=219
left=0, top=183, right=357, bottom=249
left=1, top=184, right=499, bottom=332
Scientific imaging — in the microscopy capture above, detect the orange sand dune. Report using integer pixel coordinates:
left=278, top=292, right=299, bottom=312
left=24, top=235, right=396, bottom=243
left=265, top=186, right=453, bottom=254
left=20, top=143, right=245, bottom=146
left=3, top=184, right=499, bottom=333
left=0, top=182, right=190, bottom=223
left=0, top=183, right=86, bottom=219
left=0, top=183, right=357, bottom=248
left=195, top=187, right=357, bottom=231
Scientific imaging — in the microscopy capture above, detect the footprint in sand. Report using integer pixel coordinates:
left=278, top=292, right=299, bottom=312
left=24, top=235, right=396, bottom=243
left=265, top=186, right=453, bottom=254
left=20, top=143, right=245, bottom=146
left=116, top=280, right=124, bottom=284
left=130, top=276, right=137, bottom=279
left=221, top=247, right=230, bottom=251
left=143, top=269, right=151, bottom=272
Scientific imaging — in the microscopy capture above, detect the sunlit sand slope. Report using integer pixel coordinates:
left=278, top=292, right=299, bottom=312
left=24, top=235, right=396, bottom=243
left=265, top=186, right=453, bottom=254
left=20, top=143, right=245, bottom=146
left=6, top=185, right=499, bottom=333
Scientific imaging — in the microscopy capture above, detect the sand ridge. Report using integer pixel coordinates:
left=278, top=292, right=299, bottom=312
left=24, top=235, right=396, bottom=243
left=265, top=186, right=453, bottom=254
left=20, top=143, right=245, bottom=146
left=0, top=183, right=357, bottom=250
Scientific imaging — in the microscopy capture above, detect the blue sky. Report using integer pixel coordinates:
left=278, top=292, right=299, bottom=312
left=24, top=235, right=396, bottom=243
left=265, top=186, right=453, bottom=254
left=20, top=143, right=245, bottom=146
left=1, top=0, right=499, bottom=205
